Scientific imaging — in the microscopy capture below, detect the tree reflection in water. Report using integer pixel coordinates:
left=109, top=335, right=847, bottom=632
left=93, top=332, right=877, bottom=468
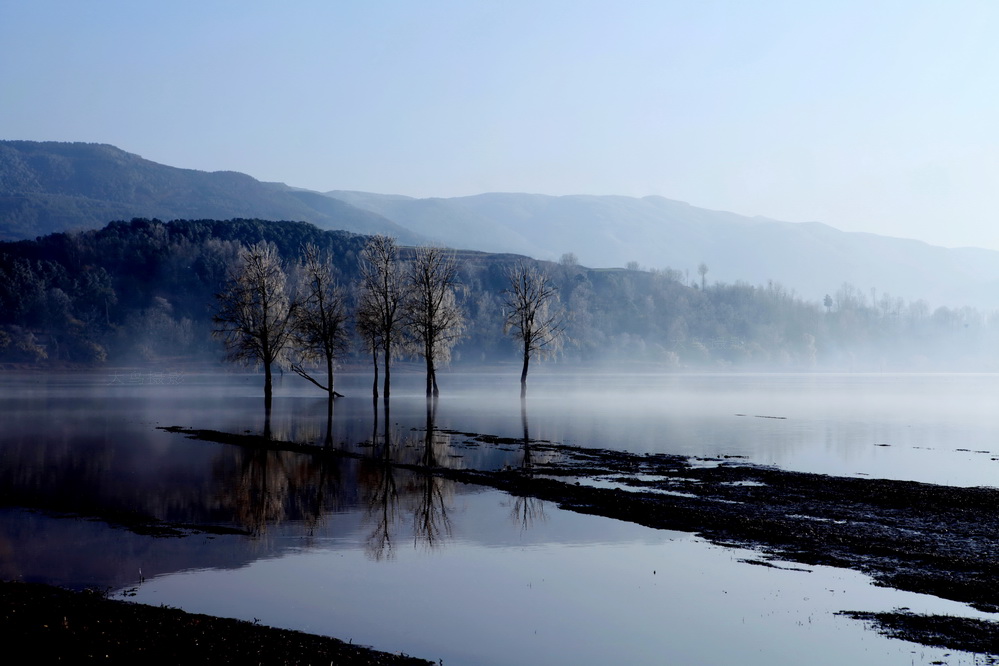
left=217, top=393, right=513, bottom=555
left=360, top=398, right=457, bottom=559
left=216, top=393, right=347, bottom=537
left=217, top=448, right=290, bottom=535
left=410, top=397, right=453, bottom=549
left=215, top=446, right=346, bottom=538
left=510, top=396, right=546, bottom=530
left=361, top=401, right=399, bottom=560
left=296, top=452, right=343, bottom=538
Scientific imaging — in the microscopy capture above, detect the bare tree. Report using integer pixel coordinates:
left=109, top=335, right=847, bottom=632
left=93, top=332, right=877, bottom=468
left=212, top=241, right=296, bottom=411
left=405, top=245, right=465, bottom=397
left=290, top=243, right=350, bottom=400
left=503, top=262, right=566, bottom=396
left=698, top=262, right=709, bottom=291
left=357, top=235, right=407, bottom=401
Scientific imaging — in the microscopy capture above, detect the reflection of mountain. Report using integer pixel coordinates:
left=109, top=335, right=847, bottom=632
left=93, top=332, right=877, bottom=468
left=0, top=376, right=566, bottom=592
left=0, top=432, right=470, bottom=590
left=0, top=396, right=231, bottom=527
left=0, top=508, right=264, bottom=591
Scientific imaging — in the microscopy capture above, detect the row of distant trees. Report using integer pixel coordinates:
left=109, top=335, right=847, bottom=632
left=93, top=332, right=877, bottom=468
left=3, top=217, right=999, bottom=373
left=212, top=235, right=565, bottom=406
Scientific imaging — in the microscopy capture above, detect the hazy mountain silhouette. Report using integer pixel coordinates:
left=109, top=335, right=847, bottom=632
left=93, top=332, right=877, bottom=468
left=3, top=139, right=998, bottom=309
left=327, top=190, right=999, bottom=309
left=0, top=141, right=419, bottom=242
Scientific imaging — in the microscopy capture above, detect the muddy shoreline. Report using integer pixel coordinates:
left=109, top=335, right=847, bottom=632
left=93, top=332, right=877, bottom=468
left=0, top=580, right=433, bottom=665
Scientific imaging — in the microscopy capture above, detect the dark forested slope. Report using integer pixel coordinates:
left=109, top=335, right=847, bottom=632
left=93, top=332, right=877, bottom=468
left=0, top=218, right=994, bottom=370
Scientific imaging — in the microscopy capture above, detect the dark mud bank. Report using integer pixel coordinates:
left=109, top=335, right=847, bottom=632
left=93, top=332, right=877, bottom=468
left=0, top=581, right=433, bottom=665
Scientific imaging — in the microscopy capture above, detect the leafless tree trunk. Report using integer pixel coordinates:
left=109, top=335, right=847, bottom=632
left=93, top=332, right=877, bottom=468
left=357, top=235, right=406, bottom=402
left=503, top=262, right=566, bottom=396
left=405, top=245, right=465, bottom=397
left=212, top=241, right=295, bottom=414
left=290, top=243, right=349, bottom=400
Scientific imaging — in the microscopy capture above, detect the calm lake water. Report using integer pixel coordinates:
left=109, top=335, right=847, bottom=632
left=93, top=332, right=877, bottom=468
left=2, top=368, right=998, bottom=664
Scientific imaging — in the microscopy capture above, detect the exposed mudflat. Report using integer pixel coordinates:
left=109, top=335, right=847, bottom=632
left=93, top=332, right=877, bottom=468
left=840, top=609, right=999, bottom=656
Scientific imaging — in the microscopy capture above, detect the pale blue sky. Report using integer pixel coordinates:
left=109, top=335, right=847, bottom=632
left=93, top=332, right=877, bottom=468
left=3, top=1, right=999, bottom=249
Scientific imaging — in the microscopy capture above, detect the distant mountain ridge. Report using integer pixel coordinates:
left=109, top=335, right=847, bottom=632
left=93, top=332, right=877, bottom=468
left=325, top=190, right=999, bottom=309
left=3, top=140, right=999, bottom=309
left=0, top=141, right=419, bottom=242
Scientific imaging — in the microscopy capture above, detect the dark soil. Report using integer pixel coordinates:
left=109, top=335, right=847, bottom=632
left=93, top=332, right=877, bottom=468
left=156, top=427, right=999, bottom=656
left=0, top=581, right=433, bottom=665
left=840, top=610, right=999, bottom=658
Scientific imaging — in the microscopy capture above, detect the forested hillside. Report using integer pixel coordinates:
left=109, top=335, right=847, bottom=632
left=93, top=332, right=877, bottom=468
left=1, top=218, right=995, bottom=371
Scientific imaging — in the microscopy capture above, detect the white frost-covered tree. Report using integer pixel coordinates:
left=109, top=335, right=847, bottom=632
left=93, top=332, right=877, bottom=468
left=212, top=241, right=296, bottom=410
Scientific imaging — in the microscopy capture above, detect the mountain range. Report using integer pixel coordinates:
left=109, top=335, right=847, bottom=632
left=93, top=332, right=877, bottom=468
left=3, top=140, right=998, bottom=309
left=0, top=141, right=419, bottom=243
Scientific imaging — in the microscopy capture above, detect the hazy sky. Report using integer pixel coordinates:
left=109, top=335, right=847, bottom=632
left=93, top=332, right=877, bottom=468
left=3, top=1, right=998, bottom=249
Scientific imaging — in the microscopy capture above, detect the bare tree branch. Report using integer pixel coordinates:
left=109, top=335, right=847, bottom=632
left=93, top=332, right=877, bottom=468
left=290, top=362, right=344, bottom=397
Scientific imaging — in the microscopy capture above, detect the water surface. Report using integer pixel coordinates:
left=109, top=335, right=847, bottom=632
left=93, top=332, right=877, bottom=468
left=2, top=369, right=997, bottom=664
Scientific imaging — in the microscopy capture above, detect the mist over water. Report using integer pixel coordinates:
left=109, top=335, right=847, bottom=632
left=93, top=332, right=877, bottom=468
left=372, top=369, right=999, bottom=487
left=2, top=369, right=997, bottom=664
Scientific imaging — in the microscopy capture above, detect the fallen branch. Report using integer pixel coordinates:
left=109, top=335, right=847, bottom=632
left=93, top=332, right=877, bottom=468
left=290, top=363, right=344, bottom=398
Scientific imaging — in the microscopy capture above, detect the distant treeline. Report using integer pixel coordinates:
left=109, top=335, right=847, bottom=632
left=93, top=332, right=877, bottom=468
left=0, top=217, right=996, bottom=370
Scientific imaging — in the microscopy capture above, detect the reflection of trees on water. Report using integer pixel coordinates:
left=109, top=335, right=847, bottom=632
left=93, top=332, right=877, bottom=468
left=294, top=453, right=343, bottom=536
left=215, top=394, right=546, bottom=547
left=511, top=396, right=547, bottom=530
left=214, top=446, right=345, bottom=537
left=216, top=448, right=292, bottom=535
left=250, top=393, right=343, bottom=450
left=361, top=401, right=399, bottom=560
left=510, top=491, right=546, bottom=531
left=254, top=397, right=325, bottom=445
left=409, top=398, right=453, bottom=549
left=360, top=398, right=456, bottom=558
